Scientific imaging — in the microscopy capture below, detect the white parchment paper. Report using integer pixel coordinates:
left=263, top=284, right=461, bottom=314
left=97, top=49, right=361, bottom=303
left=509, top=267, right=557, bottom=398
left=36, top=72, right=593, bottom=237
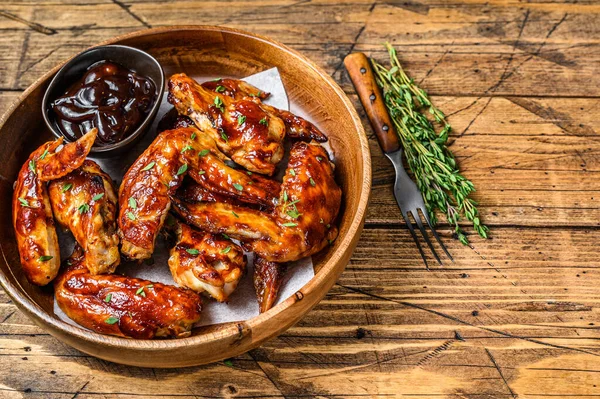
left=54, top=68, right=316, bottom=328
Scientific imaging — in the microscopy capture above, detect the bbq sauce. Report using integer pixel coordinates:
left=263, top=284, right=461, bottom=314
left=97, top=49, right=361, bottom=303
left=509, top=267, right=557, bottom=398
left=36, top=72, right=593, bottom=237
left=51, top=61, right=156, bottom=145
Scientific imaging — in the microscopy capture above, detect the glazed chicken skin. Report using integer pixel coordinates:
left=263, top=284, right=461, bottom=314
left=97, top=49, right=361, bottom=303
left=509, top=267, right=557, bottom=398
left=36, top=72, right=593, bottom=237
left=172, top=141, right=342, bottom=263
left=168, top=73, right=326, bottom=176
left=48, top=160, right=120, bottom=275
left=12, top=129, right=97, bottom=285
left=118, top=126, right=276, bottom=260
left=55, top=247, right=202, bottom=339
left=253, top=257, right=286, bottom=313
left=168, top=223, right=245, bottom=302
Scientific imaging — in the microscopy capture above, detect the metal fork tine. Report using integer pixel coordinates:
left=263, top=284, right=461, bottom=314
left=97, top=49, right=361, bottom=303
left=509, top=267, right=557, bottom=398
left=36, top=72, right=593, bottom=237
left=419, top=208, right=454, bottom=262
left=411, top=210, right=442, bottom=265
left=401, top=211, right=429, bottom=270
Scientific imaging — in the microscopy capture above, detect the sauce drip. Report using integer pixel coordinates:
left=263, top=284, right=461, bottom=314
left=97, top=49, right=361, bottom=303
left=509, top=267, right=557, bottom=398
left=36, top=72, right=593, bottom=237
left=51, top=61, right=156, bottom=145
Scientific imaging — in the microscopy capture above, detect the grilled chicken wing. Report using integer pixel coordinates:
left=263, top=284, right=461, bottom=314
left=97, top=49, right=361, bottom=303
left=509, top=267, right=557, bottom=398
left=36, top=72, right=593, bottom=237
left=172, top=141, right=342, bottom=263
left=168, top=74, right=327, bottom=176
left=253, top=257, right=286, bottom=313
left=118, top=126, right=275, bottom=260
left=48, top=160, right=120, bottom=274
left=55, top=247, right=202, bottom=339
left=12, top=129, right=97, bottom=285
left=168, top=223, right=245, bottom=302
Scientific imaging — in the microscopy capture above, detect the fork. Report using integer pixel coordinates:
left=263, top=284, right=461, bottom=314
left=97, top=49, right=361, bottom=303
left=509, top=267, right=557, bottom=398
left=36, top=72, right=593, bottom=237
left=344, top=52, right=453, bottom=268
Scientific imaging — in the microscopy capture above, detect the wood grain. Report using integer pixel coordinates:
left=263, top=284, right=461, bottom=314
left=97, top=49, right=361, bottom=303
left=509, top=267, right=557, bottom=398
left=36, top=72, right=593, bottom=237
left=0, top=0, right=599, bottom=396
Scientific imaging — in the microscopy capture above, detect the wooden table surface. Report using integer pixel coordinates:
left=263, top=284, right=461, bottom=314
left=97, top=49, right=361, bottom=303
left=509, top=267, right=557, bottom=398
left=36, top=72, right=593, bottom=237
left=1, top=0, right=599, bottom=397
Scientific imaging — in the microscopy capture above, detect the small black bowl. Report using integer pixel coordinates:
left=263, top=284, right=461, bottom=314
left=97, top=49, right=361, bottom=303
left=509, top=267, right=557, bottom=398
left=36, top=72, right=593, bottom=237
left=42, top=45, right=165, bottom=154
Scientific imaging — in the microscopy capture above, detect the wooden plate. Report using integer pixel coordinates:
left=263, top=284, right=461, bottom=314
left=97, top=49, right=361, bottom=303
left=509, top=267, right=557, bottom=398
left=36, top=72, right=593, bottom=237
left=0, top=26, right=370, bottom=367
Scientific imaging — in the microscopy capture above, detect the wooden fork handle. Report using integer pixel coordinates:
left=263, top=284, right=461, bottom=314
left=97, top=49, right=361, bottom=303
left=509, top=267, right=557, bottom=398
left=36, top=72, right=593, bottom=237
left=344, top=52, right=400, bottom=154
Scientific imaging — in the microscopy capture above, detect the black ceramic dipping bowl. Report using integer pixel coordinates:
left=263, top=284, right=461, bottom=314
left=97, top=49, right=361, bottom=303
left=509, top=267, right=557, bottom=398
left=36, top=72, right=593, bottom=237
left=42, top=45, right=165, bottom=154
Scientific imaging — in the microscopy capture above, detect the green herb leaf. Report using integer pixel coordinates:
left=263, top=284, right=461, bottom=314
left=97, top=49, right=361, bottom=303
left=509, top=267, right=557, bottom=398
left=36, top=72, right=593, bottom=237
left=237, top=115, right=246, bottom=126
left=224, top=359, right=233, bottom=367
left=191, top=133, right=197, bottom=140
left=127, top=211, right=136, bottom=221
left=105, top=316, right=119, bottom=325
left=222, top=233, right=230, bottom=240
left=186, top=248, right=200, bottom=255
left=221, top=246, right=231, bottom=254
left=286, top=209, right=301, bottom=219
left=104, top=293, right=112, bottom=303
left=199, top=149, right=210, bottom=157
left=215, top=85, right=225, bottom=93
left=28, top=159, right=36, bottom=173
left=290, top=169, right=296, bottom=176
left=129, top=197, right=137, bottom=210
left=142, top=161, right=155, bottom=171
left=39, top=149, right=49, bottom=160
left=92, top=193, right=104, bottom=202
left=18, top=198, right=30, bottom=207
left=220, top=131, right=228, bottom=142
left=233, top=183, right=243, bottom=191
left=316, top=156, right=323, bottom=162
left=309, top=178, right=316, bottom=187
left=282, top=222, right=298, bottom=227
left=181, top=145, right=194, bottom=153
left=62, top=183, right=73, bottom=193
left=198, top=170, right=206, bottom=175
left=135, top=287, right=145, bottom=296
left=214, top=96, right=224, bottom=112
left=78, top=203, right=89, bottom=214
left=231, top=211, right=239, bottom=218
left=259, top=117, right=268, bottom=126
left=177, top=164, right=188, bottom=176
left=246, top=171, right=252, bottom=176
left=38, top=255, right=53, bottom=262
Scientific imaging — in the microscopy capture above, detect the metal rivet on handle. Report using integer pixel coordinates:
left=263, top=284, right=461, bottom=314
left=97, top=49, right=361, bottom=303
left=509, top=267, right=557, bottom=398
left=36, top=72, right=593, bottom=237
left=382, top=124, right=389, bottom=131
left=369, top=93, right=376, bottom=101
left=360, top=67, right=366, bottom=74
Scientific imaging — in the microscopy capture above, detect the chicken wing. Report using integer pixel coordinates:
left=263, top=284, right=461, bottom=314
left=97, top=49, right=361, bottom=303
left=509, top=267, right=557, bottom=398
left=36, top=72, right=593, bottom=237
left=118, top=126, right=275, bottom=260
left=171, top=141, right=342, bottom=263
left=168, top=223, right=245, bottom=302
left=48, top=160, right=120, bottom=275
left=55, top=247, right=202, bottom=339
left=169, top=74, right=292, bottom=175
left=12, top=129, right=97, bottom=285
left=253, top=257, right=286, bottom=313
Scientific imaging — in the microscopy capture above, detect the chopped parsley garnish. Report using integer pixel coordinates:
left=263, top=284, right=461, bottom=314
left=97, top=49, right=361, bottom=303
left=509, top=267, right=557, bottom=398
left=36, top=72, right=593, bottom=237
left=246, top=171, right=252, bottom=176
left=177, top=164, right=188, bottom=176
left=220, top=131, right=228, bottom=142
left=78, top=203, right=89, bottom=214
left=105, top=316, right=119, bottom=325
left=129, top=197, right=137, bottom=209
left=18, top=198, right=30, bottom=207
left=38, top=255, right=53, bottom=262
left=191, top=133, right=197, bottom=140
left=135, top=287, right=146, bottom=297
left=309, top=177, right=316, bottom=187
left=237, top=115, right=246, bottom=126
left=232, top=211, right=239, bottom=218
left=259, top=117, right=268, bottom=126
left=222, top=233, right=230, bottom=240
left=215, top=85, right=225, bottom=93
left=39, top=149, right=49, bottom=160
left=199, top=149, right=210, bottom=157
left=221, top=246, right=232, bottom=254
left=104, top=293, right=112, bottom=303
left=316, top=156, right=323, bottom=162
left=282, top=190, right=288, bottom=202
left=198, top=170, right=206, bottom=175
left=214, top=96, right=224, bottom=112
left=287, top=209, right=301, bottom=219
left=233, top=183, right=243, bottom=191
left=282, top=222, right=298, bottom=227
left=290, top=169, right=296, bottom=177
left=61, top=183, right=73, bottom=192
left=28, top=159, right=36, bottom=173
left=186, top=248, right=200, bottom=255
left=127, top=211, right=136, bottom=221
left=181, top=145, right=194, bottom=153
left=92, top=193, right=104, bottom=202
left=142, top=161, right=155, bottom=171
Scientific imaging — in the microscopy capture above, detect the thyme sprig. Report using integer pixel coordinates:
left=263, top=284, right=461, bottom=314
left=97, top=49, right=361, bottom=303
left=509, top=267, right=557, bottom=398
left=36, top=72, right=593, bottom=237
left=370, top=43, right=488, bottom=244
